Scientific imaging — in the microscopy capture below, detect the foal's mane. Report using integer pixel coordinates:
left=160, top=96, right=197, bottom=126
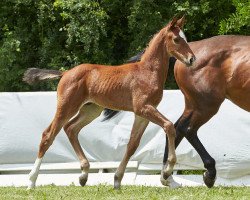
left=140, top=28, right=166, bottom=61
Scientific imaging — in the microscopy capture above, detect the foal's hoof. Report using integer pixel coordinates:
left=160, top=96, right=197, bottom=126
left=27, top=180, right=35, bottom=190
left=27, top=184, right=35, bottom=191
left=79, top=174, right=88, bottom=186
left=161, top=175, right=182, bottom=189
left=203, top=171, right=216, bottom=188
left=114, top=174, right=121, bottom=190
left=160, top=176, right=170, bottom=186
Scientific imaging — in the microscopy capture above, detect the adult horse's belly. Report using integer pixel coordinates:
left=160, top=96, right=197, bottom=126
left=226, top=61, right=250, bottom=112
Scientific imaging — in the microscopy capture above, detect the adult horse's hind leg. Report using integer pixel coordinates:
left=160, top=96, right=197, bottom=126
left=114, top=115, right=149, bottom=189
left=63, top=103, right=103, bottom=186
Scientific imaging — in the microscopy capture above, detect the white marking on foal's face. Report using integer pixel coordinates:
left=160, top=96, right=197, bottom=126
left=179, top=30, right=187, bottom=42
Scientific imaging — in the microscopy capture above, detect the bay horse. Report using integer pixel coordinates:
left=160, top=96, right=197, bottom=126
left=104, top=35, right=250, bottom=188
left=23, top=16, right=196, bottom=189
left=164, top=35, right=250, bottom=188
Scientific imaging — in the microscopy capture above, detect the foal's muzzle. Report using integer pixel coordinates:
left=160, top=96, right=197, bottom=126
left=186, top=55, right=196, bottom=66
left=189, top=56, right=196, bottom=65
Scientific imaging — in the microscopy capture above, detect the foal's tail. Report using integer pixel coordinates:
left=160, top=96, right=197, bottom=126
left=23, top=68, right=64, bottom=85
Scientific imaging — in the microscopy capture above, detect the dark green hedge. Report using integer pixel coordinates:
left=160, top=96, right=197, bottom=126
left=0, top=0, right=249, bottom=91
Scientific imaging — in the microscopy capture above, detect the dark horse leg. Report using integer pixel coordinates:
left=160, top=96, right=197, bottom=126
left=161, top=100, right=223, bottom=188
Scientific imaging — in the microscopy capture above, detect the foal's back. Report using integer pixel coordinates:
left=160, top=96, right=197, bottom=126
left=174, top=35, right=250, bottom=112
left=57, top=61, right=156, bottom=111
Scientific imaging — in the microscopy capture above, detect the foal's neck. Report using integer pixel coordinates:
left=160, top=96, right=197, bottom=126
left=140, top=29, right=170, bottom=84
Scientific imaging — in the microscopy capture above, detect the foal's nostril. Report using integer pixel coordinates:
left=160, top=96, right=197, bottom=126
left=189, top=56, right=196, bottom=65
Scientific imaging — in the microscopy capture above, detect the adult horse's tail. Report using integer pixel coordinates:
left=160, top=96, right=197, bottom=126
left=23, top=68, right=63, bottom=85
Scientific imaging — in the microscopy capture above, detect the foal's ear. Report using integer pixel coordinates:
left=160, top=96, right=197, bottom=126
left=176, top=15, right=186, bottom=29
left=167, top=16, right=179, bottom=30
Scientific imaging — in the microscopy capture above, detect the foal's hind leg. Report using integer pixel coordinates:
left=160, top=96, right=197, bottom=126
left=28, top=90, right=86, bottom=189
left=63, top=103, right=103, bottom=186
left=28, top=115, right=70, bottom=189
left=114, top=115, right=149, bottom=189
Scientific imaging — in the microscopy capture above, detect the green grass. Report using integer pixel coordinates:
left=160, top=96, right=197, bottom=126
left=0, top=185, right=249, bottom=200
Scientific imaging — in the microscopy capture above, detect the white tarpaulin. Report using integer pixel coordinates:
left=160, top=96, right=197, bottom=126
left=0, top=91, right=249, bottom=179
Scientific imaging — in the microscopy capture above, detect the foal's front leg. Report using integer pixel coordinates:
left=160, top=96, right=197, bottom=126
left=136, top=105, right=177, bottom=183
left=114, top=115, right=149, bottom=189
left=161, top=115, right=186, bottom=187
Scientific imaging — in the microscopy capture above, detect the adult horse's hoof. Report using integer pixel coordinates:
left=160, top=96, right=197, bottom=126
left=160, top=175, right=182, bottom=189
left=203, top=171, right=216, bottom=188
left=79, top=174, right=88, bottom=186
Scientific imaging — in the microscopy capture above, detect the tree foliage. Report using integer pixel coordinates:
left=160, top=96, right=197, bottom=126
left=0, top=0, right=249, bottom=91
left=219, top=0, right=250, bottom=34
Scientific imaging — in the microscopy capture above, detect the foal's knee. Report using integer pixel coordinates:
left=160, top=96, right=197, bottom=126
left=134, top=105, right=150, bottom=117
left=163, top=121, right=176, bottom=138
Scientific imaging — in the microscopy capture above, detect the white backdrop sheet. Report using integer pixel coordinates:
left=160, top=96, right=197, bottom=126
left=0, top=91, right=249, bottom=179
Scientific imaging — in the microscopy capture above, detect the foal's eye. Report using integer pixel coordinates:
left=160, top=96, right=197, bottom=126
left=173, top=37, right=180, bottom=43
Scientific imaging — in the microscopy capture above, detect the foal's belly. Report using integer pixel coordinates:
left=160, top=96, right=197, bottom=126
left=90, top=91, right=134, bottom=111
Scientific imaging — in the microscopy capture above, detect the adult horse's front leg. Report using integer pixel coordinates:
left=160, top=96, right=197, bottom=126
left=162, top=109, right=219, bottom=188
left=136, top=105, right=177, bottom=184
left=114, top=115, right=149, bottom=189
left=185, top=132, right=216, bottom=188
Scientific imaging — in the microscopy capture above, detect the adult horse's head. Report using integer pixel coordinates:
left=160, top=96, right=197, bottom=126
left=165, top=16, right=196, bottom=67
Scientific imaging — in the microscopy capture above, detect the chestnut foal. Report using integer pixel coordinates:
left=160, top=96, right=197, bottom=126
left=23, top=16, right=195, bottom=189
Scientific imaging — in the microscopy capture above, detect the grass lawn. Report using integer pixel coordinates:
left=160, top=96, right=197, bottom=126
left=0, top=185, right=249, bottom=200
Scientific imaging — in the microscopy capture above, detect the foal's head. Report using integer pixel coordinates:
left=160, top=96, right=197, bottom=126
left=164, top=16, right=196, bottom=66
